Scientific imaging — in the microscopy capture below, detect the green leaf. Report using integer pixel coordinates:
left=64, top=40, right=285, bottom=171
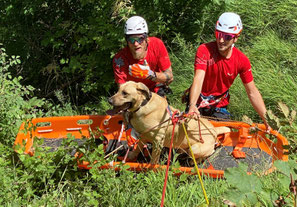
left=278, top=102, right=290, bottom=118
left=224, top=189, right=245, bottom=205
left=266, top=110, right=280, bottom=129
left=242, top=115, right=253, bottom=125
left=179, top=173, right=188, bottom=182
left=245, top=192, right=258, bottom=205
left=274, top=160, right=291, bottom=177
left=60, top=58, right=66, bottom=64
left=225, top=163, right=248, bottom=185
left=224, top=163, right=263, bottom=205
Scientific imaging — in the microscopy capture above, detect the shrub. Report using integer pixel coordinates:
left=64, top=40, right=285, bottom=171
left=0, top=44, right=46, bottom=145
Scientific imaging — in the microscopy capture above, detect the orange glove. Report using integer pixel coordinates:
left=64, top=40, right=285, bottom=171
left=129, top=60, right=156, bottom=80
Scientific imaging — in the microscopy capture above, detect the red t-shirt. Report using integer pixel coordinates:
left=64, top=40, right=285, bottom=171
left=113, top=37, right=171, bottom=92
left=194, top=41, right=253, bottom=107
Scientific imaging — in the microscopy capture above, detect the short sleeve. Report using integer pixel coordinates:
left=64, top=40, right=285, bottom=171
left=194, top=44, right=209, bottom=71
left=113, top=54, right=128, bottom=84
left=239, top=55, right=253, bottom=84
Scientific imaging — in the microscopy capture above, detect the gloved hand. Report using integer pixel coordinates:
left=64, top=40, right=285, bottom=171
left=129, top=60, right=156, bottom=80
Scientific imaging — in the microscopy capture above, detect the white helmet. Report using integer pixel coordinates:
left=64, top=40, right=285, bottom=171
left=216, top=12, right=243, bottom=35
left=124, top=16, right=148, bottom=35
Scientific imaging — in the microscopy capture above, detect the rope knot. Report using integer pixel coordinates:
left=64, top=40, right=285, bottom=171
left=171, top=111, right=180, bottom=124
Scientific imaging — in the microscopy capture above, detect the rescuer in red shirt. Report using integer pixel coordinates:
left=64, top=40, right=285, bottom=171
left=187, top=12, right=270, bottom=131
left=112, top=16, right=173, bottom=96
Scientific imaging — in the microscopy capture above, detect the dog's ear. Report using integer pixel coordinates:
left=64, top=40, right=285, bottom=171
left=136, top=82, right=152, bottom=100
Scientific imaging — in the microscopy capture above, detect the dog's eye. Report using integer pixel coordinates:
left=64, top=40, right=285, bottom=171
left=122, top=91, right=127, bottom=96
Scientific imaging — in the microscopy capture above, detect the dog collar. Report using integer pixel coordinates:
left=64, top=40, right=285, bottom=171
left=130, top=91, right=152, bottom=113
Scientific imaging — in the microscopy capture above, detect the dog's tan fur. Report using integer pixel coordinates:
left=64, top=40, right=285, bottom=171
left=109, top=81, right=230, bottom=164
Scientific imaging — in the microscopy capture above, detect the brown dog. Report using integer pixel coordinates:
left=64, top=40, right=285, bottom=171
left=108, top=81, right=230, bottom=164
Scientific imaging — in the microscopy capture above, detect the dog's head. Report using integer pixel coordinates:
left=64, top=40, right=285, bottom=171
left=108, top=81, right=152, bottom=114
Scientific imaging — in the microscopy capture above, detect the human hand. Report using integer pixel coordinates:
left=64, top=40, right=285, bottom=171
left=264, top=121, right=271, bottom=133
left=187, top=104, right=200, bottom=120
left=129, top=60, right=156, bottom=80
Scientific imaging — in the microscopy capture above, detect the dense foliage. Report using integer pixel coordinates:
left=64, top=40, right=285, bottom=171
left=0, top=0, right=229, bottom=106
left=0, top=0, right=296, bottom=206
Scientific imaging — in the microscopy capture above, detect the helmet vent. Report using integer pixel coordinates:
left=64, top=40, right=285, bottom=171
left=124, top=16, right=148, bottom=35
left=215, top=12, right=242, bottom=35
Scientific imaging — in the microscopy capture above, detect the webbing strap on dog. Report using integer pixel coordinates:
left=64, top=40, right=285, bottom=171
left=181, top=120, right=209, bottom=205
left=166, top=105, right=173, bottom=117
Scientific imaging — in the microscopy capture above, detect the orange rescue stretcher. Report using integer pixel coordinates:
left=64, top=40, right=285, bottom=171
left=14, top=115, right=289, bottom=178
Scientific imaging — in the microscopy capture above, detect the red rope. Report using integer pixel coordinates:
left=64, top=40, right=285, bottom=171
left=160, top=101, right=215, bottom=206
left=160, top=110, right=179, bottom=207
left=192, top=99, right=218, bottom=144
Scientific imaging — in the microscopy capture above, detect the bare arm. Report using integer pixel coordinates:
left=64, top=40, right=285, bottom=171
left=188, top=69, right=206, bottom=116
left=243, top=81, right=270, bottom=130
left=152, top=66, right=173, bottom=85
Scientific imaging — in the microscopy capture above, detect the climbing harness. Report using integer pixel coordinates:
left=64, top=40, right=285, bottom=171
left=199, top=90, right=229, bottom=108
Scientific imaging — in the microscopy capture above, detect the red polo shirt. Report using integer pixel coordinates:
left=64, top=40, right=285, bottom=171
left=194, top=41, right=253, bottom=107
left=113, top=37, right=171, bottom=92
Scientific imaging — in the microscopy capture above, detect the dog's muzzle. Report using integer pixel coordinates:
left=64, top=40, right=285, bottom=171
left=107, top=97, right=132, bottom=115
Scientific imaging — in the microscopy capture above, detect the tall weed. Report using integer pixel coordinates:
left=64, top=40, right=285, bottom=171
left=0, top=44, right=77, bottom=146
left=0, top=44, right=79, bottom=206
left=229, top=31, right=297, bottom=122
left=167, top=35, right=196, bottom=110
left=229, top=0, right=297, bottom=43
left=0, top=45, right=45, bottom=145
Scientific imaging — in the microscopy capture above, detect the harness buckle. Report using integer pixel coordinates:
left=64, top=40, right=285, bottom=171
left=199, top=90, right=229, bottom=109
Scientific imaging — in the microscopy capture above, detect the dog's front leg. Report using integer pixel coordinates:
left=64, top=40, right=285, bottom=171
left=128, top=139, right=145, bottom=161
left=150, top=138, right=164, bottom=164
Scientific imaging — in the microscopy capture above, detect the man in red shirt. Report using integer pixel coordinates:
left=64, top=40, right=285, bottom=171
left=113, top=16, right=173, bottom=96
left=111, top=16, right=174, bottom=146
left=187, top=12, right=270, bottom=130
